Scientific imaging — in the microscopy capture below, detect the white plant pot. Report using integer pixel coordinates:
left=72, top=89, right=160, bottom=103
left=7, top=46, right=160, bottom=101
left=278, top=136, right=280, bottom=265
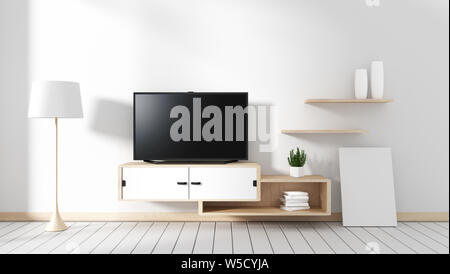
left=290, top=167, right=304, bottom=178
left=355, top=69, right=368, bottom=99
left=371, top=61, right=384, bottom=99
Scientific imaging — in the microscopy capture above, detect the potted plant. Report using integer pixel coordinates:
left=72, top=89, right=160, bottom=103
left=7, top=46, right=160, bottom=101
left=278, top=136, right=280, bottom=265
left=288, top=148, right=307, bottom=177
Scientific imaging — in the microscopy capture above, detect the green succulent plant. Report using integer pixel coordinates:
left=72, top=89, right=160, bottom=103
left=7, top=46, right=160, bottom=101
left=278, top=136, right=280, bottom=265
left=287, top=148, right=307, bottom=167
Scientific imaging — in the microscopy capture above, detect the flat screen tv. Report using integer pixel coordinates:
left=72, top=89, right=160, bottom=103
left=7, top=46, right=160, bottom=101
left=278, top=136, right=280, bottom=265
left=134, top=92, right=248, bottom=162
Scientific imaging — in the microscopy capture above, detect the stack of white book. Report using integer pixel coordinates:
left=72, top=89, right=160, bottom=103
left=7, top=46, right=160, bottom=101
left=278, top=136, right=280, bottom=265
left=280, top=191, right=310, bottom=211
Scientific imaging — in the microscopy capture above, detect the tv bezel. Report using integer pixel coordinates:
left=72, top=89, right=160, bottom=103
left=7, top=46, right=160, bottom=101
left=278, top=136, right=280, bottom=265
left=133, top=92, right=249, bottom=162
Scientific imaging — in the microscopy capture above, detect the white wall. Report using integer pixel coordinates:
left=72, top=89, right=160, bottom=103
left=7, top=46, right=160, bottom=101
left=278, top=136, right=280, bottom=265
left=0, top=0, right=30, bottom=211
left=0, top=0, right=448, bottom=213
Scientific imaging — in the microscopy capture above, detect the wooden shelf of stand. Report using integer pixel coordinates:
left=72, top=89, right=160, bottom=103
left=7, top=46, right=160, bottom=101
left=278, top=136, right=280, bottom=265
left=281, top=129, right=368, bottom=134
left=201, top=206, right=328, bottom=216
left=200, top=175, right=331, bottom=216
left=304, top=98, right=394, bottom=104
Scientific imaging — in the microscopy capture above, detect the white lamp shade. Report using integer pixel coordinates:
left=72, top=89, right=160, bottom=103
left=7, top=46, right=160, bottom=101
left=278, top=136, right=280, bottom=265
left=28, top=81, right=83, bottom=118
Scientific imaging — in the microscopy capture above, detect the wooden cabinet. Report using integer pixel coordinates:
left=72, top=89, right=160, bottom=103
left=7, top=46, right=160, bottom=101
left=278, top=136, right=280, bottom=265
left=190, top=167, right=259, bottom=201
left=119, top=162, right=261, bottom=202
left=121, top=167, right=189, bottom=201
left=119, top=163, right=331, bottom=217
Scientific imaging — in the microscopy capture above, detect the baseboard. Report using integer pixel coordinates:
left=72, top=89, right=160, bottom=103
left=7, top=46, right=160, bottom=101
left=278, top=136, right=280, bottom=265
left=0, top=212, right=447, bottom=222
left=0, top=212, right=343, bottom=222
left=396, top=212, right=449, bottom=222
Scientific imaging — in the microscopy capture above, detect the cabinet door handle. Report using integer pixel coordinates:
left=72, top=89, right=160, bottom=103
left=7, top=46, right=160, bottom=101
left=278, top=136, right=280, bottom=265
left=177, top=182, right=188, bottom=185
left=191, top=182, right=202, bottom=185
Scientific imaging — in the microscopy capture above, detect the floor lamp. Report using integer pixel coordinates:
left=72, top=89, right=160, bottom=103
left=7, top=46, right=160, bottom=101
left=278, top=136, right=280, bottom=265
left=28, top=81, right=83, bottom=232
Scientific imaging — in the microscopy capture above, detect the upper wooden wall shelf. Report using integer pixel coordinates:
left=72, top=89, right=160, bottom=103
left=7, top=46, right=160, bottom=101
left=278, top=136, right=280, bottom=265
left=281, top=129, right=368, bottom=134
left=304, top=99, right=394, bottom=104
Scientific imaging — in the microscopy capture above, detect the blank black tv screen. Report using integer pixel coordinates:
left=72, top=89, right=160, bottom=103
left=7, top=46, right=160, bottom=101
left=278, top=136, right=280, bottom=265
left=134, top=92, right=248, bottom=161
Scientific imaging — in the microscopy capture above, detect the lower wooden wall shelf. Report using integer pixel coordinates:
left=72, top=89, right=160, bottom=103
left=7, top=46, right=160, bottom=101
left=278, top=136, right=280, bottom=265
left=304, top=98, right=394, bottom=104
left=199, top=175, right=331, bottom=216
left=282, top=130, right=367, bottom=134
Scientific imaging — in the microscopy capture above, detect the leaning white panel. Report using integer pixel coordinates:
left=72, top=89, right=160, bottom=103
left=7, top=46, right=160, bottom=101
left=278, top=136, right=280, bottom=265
left=339, top=147, right=397, bottom=227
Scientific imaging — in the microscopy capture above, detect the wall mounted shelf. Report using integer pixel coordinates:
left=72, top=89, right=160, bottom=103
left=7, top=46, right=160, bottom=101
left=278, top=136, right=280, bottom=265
left=304, top=99, right=394, bottom=104
left=281, top=130, right=368, bottom=134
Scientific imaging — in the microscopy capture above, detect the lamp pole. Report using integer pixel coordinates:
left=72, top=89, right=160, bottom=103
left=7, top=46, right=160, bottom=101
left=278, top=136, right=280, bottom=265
left=45, top=117, right=67, bottom=232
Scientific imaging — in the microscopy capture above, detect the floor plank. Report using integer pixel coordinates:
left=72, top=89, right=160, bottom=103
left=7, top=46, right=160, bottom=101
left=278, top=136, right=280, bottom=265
left=91, top=222, right=137, bottom=254
left=213, top=222, right=232, bottom=254
left=231, top=222, right=253, bottom=254
left=311, top=222, right=354, bottom=254
left=0, top=223, right=12, bottom=230
left=75, top=222, right=121, bottom=254
left=296, top=222, right=334, bottom=254
left=51, top=223, right=105, bottom=254
left=279, top=222, right=313, bottom=254
left=132, top=222, right=168, bottom=254
left=364, top=227, right=415, bottom=254
left=327, top=222, right=367, bottom=254
left=10, top=223, right=73, bottom=254
left=435, top=222, right=449, bottom=229
left=0, top=223, right=43, bottom=249
left=263, top=222, right=293, bottom=254
left=405, top=223, right=449, bottom=247
left=112, top=222, right=153, bottom=254
left=420, top=223, right=449, bottom=238
left=381, top=227, right=436, bottom=254
left=346, top=227, right=395, bottom=254
left=30, top=223, right=89, bottom=254
left=172, top=222, right=199, bottom=254
left=0, top=223, right=46, bottom=254
left=247, top=222, right=273, bottom=254
left=193, top=222, right=215, bottom=254
left=152, top=222, right=184, bottom=254
left=0, top=222, right=29, bottom=238
left=396, top=223, right=448, bottom=254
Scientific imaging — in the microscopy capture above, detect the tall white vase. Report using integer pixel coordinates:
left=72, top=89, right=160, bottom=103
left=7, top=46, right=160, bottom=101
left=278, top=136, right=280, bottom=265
left=354, top=69, right=368, bottom=99
left=371, top=61, right=384, bottom=99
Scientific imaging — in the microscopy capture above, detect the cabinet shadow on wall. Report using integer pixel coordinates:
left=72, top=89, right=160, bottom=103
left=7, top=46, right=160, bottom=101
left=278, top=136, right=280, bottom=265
left=90, top=98, right=133, bottom=141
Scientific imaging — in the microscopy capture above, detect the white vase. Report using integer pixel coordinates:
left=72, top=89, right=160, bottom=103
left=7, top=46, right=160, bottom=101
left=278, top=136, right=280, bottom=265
left=355, top=69, right=368, bottom=99
left=371, top=61, right=384, bottom=99
left=290, top=167, right=304, bottom=178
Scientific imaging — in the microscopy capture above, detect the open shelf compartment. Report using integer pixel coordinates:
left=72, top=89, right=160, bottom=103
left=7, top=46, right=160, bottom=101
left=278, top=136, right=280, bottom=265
left=200, top=176, right=331, bottom=216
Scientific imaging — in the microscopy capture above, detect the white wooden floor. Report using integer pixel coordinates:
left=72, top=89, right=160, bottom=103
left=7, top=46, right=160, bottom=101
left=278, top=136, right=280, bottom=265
left=0, top=222, right=448, bottom=254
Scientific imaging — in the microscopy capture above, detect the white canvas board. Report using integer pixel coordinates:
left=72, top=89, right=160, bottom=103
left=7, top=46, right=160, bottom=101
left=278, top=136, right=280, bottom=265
left=339, top=148, right=397, bottom=227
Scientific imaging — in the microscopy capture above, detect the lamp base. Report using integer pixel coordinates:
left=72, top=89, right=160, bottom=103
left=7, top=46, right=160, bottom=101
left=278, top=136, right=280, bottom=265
left=46, top=210, right=68, bottom=232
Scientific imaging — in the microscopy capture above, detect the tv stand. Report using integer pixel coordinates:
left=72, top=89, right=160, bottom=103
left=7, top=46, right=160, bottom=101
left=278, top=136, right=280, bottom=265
left=118, top=162, right=331, bottom=217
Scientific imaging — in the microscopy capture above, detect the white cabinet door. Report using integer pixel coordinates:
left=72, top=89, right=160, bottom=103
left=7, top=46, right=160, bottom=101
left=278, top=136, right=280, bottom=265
left=122, top=167, right=188, bottom=200
left=190, top=168, right=258, bottom=201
